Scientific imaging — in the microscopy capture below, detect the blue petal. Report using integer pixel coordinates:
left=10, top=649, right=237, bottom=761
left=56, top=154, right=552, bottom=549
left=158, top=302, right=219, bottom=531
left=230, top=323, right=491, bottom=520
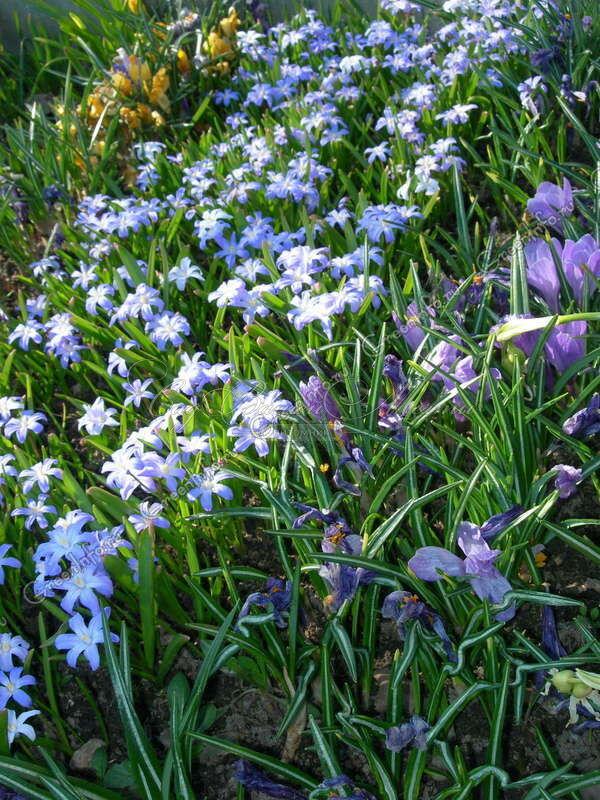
left=408, top=547, right=465, bottom=582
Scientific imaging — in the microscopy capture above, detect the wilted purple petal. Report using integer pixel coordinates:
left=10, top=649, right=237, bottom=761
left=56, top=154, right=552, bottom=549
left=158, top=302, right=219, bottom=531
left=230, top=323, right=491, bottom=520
left=385, top=716, right=431, bottom=752
left=292, top=504, right=340, bottom=530
left=318, top=562, right=362, bottom=612
left=572, top=720, right=600, bottom=734
left=382, top=591, right=457, bottom=663
left=408, top=547, right=465, bottom=582
left=541, top=606, right=567, bottom=660
left=233, top=760, right=307, bottom=800
left=318, top=776, right=377, bottom=800
left=383, top=354, right=409, bottom=404
left=480, top=505, right=523, bottom=539
left=394, top=303, right=435, bottom=352
left=553, top=464, right=582, bottom=499
left=563, top=394, right=600, bottom=438
left=458, top=523, right=502, bottom=578
left=0, top=786, right=29, bottom=800
left=237, top=579, right=292, bottom=631
left=470, top=571, right=515, bottom=621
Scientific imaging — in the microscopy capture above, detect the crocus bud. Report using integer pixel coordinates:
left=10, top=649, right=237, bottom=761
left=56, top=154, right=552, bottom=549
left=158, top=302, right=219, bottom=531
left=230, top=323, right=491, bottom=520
left=572, top=682, right=593, bottom=699
left=551, top=669, right=576, bottom=694
left=501, top=342, right=526, bottom=374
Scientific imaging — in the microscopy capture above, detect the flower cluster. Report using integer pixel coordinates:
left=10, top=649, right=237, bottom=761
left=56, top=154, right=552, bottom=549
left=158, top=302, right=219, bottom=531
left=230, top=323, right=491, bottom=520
left=0, top=633, right=38, bottom=747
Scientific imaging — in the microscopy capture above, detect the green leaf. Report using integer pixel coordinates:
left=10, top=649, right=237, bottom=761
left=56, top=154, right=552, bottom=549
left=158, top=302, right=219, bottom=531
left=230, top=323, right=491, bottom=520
left=138, top=528, right=156, bottom=669
left=185, top=734, right=318, bottom=789
left=99, top=615, right=162, bottom=798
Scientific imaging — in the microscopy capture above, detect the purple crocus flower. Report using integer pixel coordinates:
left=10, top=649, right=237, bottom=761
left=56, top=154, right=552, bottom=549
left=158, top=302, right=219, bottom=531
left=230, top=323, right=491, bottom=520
left=237, top=578, right=292, bottom=633
left=382, top=590, right=457, bottom=663
left=408, top=522, right=515, bottom=621
left=319, top=531, right=375, bottom=613
left=383, top=354, right=409, bottom=405
left=298, top=375, right=341, bottom=422
left=233, top=760, right=307, bottom=800
left=530, top=46, right=560, bottom=73
left=330, top=420, right=374, bottom=497
left=292, top=504, right=351, bottom=534
left=442, top=355, right=501, bottom=420
left=385, top=715, right=431, bottom=752
left=561, top=235, right=600, bottom=305
left=553, top=464, right=582, bottom=499
left=297, top=512, right=375, bottom=613
left=421, top=335, right=463, bottom=381
left=524, top=238, right=561, bottom=312
left=527, top=178, right=573, bottom=233
left=544, top=320, right=586, bottom=372
left=563, top=393, right=600, bottom=438
left=393, top=303, right=435, bottom=352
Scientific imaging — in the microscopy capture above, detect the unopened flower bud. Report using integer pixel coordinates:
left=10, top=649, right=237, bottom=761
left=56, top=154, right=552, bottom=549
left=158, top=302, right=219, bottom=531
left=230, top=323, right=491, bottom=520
left=551, top=669, right=576, bottom=694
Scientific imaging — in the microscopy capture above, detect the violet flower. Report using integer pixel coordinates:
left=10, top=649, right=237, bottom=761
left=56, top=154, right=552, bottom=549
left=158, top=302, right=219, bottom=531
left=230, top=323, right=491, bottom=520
left=562, top=394, right=600, bottom=438
left=295, top=505, right=375, bottom=612
left=393, top=303, right=435, bottom=352
left=524, top=238, right=561, bottom=312
left=331, top=420, right=374, bottom=497
left=233, top=760, right=307, bottom=800
left=55, top=609, right=119, bottom=670
left=383, top=354, right=409, bottom=405
left=237, top=578, right=292, bottom=634
left=385, top=715, right=430, bottom=752
left=382, top=590, right=457, bottom=663
left=561, top=235, right=600, bottom=305
left=408, top=522, right=515, bottom=621
left=292, top=504, right=351, bottom=535
left=442, top=355, right=501, bottom=420
left=530, top=46, right=561, bottom=73
left=553, top=464, right=582, bottom=499
left=421, top=335, right=463, bottom=381
left=544, top=320, right=586, bottom=372
left=319, top=533, right=375, bottom=613
left=0, top=667, right=36, bottom=710
left=298, top=375, right=341, bottom=422
left=315, top=775, right=377, bottom=799
left=527, top=178, right=574, bottom=233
